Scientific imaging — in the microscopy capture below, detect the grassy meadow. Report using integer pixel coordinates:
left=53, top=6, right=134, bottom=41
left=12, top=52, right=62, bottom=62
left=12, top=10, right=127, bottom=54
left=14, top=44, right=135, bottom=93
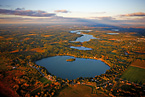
left=121, top=66, right=145, bottom=83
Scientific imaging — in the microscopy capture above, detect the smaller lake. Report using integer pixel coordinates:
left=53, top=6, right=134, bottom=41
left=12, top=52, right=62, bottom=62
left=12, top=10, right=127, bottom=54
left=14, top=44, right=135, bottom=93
left=75, top=34, right=97, bottom=42
left=70, top=46, right=92, bottom=50
left=36, top=56, right=110, bottom=80
left=70, top=30, right=97, bottom=43
left=112, top=29, right=119, bottom=32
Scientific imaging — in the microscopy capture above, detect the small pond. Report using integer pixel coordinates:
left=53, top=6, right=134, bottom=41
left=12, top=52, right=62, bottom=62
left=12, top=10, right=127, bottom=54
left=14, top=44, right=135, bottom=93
left=70, top=46, right=92, bottom=50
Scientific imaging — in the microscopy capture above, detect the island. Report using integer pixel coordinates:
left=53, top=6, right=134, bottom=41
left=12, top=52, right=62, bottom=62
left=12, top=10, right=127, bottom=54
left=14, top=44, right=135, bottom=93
left=66, top=58, right=76, bottom=62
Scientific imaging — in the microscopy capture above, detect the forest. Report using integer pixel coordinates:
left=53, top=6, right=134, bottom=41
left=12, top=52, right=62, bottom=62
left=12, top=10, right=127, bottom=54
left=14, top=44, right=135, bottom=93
left=0, top=24, right=145, bottom=97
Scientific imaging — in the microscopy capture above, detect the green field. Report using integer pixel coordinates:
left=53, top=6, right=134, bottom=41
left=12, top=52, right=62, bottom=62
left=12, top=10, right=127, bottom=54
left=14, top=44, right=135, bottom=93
left=30, top=87, right=42, bottom=95
left=39, top=77, right=52, bottom=85
left=30, top=77, right=52, bottom=95
left=121, top=66, right=145, bottom=84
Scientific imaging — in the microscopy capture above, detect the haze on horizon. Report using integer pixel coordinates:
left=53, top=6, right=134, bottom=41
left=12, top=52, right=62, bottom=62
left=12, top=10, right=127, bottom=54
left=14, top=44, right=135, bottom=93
left=0, top=0, right=145, bottom=26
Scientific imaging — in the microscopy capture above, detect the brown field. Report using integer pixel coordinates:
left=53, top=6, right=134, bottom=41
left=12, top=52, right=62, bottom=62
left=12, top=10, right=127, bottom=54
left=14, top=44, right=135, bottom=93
left=6, top=38, right=13, bottom=40
left=30, top=48, right=45, bottom=53
left=0, top=36, right=4, bottom=38
left=108, top=39, right=117, bottom=40
left=135, top=51, right=145, bottom=54
left=99, top=40, right=109, bottom=43
left=23, top=38, right=30, bottom=41
left=95, top=30, right=106, bottom=33
left=25, top=34, right=37, bottom=36
left=42, top=35, right=52, bottom=37
left=131, top=59, right=145, bottom=69
left=111, top=50, right=117, bottom=53
left=56, top=85, right=107, bottom=97
left=10, top=50, right=19, bottom=53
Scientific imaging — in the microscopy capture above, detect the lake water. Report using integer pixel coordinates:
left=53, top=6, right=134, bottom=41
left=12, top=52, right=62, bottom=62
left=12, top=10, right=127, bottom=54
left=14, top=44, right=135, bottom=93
left=75, top=34, right=97, bottom=42
left=112, top=29, right=119, bottom=32
left=36, top=56, right=110, bottom=80
left=70, top=46, right=92, bottom=50
left=70, top=30, right=97, bottom=50
left=70, top=30, right=97, bottom=43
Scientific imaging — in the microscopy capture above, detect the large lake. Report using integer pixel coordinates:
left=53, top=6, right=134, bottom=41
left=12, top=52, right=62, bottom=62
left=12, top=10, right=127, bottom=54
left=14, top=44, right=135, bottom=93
left=36, top=56, right=110, bottom=80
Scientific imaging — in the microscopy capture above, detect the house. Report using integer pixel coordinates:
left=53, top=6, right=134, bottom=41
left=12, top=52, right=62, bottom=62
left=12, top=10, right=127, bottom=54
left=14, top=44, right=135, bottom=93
left=13, top=66, right=17, bottom=69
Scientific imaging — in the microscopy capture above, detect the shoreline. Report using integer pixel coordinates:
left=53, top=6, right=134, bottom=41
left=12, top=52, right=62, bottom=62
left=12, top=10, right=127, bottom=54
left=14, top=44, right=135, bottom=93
left=97, top=58, right=112, bottom=67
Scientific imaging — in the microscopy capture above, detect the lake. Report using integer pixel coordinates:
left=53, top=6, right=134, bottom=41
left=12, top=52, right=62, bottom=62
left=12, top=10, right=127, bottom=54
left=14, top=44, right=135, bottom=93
left=70, top=30, right=97, bottom=50
left=36, top=56, right=110, bottom=80
left=70, top=46, right=92, bottom=50
left=70, top=30, right=97, bottom=43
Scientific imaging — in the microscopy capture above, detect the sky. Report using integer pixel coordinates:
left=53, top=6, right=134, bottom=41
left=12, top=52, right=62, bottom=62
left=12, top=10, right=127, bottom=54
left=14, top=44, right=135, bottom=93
left=0, top=0, right=145, bottom=25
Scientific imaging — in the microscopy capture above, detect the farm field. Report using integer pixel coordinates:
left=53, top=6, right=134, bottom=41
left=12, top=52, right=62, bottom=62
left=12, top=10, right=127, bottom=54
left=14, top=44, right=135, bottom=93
left=130, top=59, right=145, bottom=69
left=55, top=85, right=107, bottom=97
left=39, top=77, right=52, bottom=85
left=121, top=66, right=145, bottom=83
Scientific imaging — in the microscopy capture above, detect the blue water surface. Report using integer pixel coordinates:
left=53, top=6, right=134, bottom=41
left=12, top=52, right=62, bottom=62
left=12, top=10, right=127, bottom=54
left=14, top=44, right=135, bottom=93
left=36, top=56, right=110, bottom=80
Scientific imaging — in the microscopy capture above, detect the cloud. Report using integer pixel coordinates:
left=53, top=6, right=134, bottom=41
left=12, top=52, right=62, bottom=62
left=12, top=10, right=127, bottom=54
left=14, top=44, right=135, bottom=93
left=92, top=16, right=115, bottom=21
left=0, top=15, right=97, bottom=24
left=54, top=10, right=70, bottom=13
left=92, top=12, right=106, bottom=14
left=97, top=16, right=115, bottom=20
left=0, top=5, right=11, bottom=7
left=121, top=12, right=145, bottom=16
left=0, top=17, right=35, bottom=24
left=0, top=8, right=56, bottom=17
left=15, top=8, right=25, bottom=11
left=0, top=8, right=144, bottom=26
left=92, top=15, right=145, bottom=26
left=0, top=15, right=145, bottom=26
